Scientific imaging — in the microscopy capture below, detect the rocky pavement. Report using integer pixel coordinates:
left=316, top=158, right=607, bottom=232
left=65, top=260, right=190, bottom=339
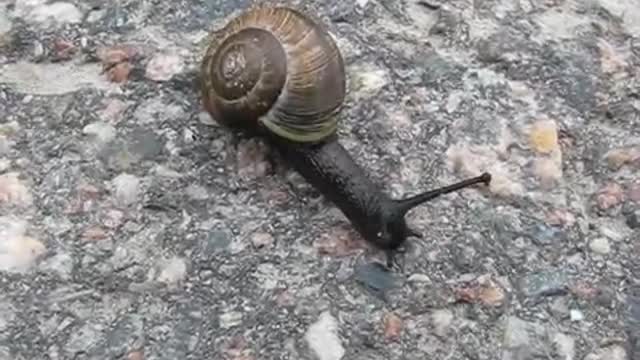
left=0, top=0, right=639, bottom=359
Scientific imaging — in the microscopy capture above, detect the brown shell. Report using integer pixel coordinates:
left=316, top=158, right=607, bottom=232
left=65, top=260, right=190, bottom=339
left=200, top=6, right=346, bottom=142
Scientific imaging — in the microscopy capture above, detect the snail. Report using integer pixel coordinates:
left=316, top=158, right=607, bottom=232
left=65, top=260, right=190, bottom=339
left=200, top=6, right=491, bottom=269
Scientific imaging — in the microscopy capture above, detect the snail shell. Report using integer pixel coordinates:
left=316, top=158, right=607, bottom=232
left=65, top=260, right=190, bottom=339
left=200, top=6, right=346, bottom=143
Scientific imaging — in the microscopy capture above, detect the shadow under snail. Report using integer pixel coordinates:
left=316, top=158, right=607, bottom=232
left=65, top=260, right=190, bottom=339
left=199, top=6, right=491, bottom=269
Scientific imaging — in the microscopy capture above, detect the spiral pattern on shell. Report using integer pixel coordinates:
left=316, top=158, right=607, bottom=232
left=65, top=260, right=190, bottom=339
left=200, top=6, right=347, bottom=143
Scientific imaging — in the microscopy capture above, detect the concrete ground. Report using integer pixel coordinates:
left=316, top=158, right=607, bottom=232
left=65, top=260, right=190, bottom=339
left=0, top=0, right=638, bottom=359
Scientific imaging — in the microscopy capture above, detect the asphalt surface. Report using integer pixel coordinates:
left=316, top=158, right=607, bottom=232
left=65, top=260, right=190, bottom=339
left=0, top=0, right=639, bottom=359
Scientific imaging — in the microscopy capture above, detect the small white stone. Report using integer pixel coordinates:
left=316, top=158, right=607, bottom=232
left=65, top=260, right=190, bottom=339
left=0, top=216, right=46, bottom=273
left=569, top=309, right=583, bottom=321
left=350, top=64, right=389, bottom=99
left=589, top=237, right=610, bottom=255
left=251, top=232, right=274, bottom=248
left=446, top=91, right=464, bottom=113
left=111, top=173, right=141, bottom=206
left=152, top=165, right=183, bottom=178
left=198, top=111, right=217, bottom=126
left=83, top=121, right=116, bottom=143
left=305, top=311, right=345, bottom=360
left=219, top=310, right=243, bottom=329
left=408, top=273, right=431, bottom=283
left=156, top=256, right=188, bottom=286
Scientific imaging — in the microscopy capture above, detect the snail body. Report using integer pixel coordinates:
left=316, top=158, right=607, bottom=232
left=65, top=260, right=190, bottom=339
left=200, top=6, right=491, bottom=268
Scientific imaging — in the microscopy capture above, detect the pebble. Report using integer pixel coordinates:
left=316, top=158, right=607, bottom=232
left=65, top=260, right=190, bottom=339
left=97, top=45, right=136, bottom=67
left=604, top=146, right=639, bottom=170
left=589, top=237, right=611, bottom=255
left=529, top=118, right=559, bottom=154
left=454, top=275, right=506, bottom=307
left=0, top=172, right=32, bottom=206
left=156, top=256, right=188, bottom=286
left=545, top=208, right=576, bottom=228
left=250, top=232, right=274, bottom=249
left=350, top=63, right=390, bottom=100
left=569, top=309, right=584, bottom=321
left=595, top=183, right=625, bottom=210
left=408, top=273, right=431, bottom=283
left=83, top=121, right=116, bottom=144
left=52, top=38, right=76, bottom=61
left=382, top=312, right=403, bottom=341
left=304, top=311, right=345, bottom=360
left=145, top=53, right=184, bottom=81
left=446, top=144, right=525, bottom=197
left=598, top=39, right=629, bottom=74
left=99, top=99, right=129, bottom=124
left=111, top=173, right=141, bottom=207
left=106, top=62, right=131, bottom=83
left=198, top=111, right=217, bottom=126
left=0, top=216, right=46, bottom=273
left=103, top=209, right=124, bottom=229
left=219, top=310, right=243, bottom=329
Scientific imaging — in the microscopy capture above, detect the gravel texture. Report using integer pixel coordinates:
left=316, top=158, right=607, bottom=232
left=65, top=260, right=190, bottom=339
left=0, top=0, right=639, bottom=359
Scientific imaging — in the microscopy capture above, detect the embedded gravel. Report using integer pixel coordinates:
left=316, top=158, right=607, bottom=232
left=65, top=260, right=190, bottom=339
left=0, top=0, right=639, bottom=359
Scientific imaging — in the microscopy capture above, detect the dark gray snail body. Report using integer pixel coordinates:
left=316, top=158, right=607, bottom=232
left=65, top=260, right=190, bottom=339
left=200, top=6, right=491, bottom=267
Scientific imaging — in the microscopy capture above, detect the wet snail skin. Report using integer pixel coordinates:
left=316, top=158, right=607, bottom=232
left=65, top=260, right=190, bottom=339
left=199, top=5, right=492, bottom=268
